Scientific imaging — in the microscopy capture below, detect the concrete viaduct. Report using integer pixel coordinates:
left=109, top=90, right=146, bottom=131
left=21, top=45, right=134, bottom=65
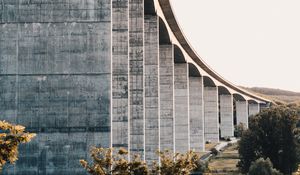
left=0, top=0, right=270, bottom=174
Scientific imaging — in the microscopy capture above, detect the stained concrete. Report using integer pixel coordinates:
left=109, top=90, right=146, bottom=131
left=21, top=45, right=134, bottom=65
left=159, top=45, right=174, bottom=153
left=0, top=0, right=111, bottom=174
left=204, top=86, right=219, bottom=143
left=189, top=77, right=204, bottom=152
left=249, top=103, right=260, bottom=117
left=219, top=95, right=234, bottom=138
left=144, top=14, right=159, bottom=162
left=112, top=0, right=129, bottom=154
left=174, top=63, right=189, bottom=153
left=236, top=101, right=249, bottom=128
left=129, top=0, right=145, bottom=160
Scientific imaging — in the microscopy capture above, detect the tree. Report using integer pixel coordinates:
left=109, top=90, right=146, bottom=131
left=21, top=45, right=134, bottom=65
left=238, top=106, right=300, bottom=174
left=0, top=120, right=36, bottom=172
left=80, top=148, right=201, bottom=175
left=248, top=158, right=282, bottom=175
left=153, top=150, right=200, bottom=175
left=234, top=122, right=246, bottom=138
left=80, top=147, right=148, bottom=175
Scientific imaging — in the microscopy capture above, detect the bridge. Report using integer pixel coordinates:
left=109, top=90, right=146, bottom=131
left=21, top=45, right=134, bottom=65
left=0, top=0, right=270, bottom=174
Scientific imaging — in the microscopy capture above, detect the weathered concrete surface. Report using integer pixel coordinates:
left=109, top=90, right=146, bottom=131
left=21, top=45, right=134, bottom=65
left=204, top=86, right=219, bottom=143
left=249, top=103, right=260, bottom=117
left=0, top=0, right=111, bottom=23
left=112, top=0, right=129, bottom=154
left=174, top=63, right=189, bottom=153
left=189, top=77, right=204, bottom=152
left=0, top=0, right=111, bottom=174
left=129, top=0, right=145, bottom=160
left=144, top=14, right=159, bottom=162
left=219, top=95, right=234, bottom=138
left=236, top=101, right=249, bottom=128
left=159, top=45, right=174, bottom=153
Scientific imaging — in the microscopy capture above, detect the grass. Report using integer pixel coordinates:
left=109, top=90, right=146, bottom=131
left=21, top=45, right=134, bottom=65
left=207, top=143, right=240, bottom=174
left=205, top=143, right=218, bottom=151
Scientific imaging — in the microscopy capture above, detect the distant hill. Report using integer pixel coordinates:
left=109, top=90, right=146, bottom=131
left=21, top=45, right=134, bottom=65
left=239, top=87, right=300, bottom=104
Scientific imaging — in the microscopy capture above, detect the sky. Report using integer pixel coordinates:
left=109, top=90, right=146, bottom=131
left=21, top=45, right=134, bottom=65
left=171, top=0, right=300, bottom=92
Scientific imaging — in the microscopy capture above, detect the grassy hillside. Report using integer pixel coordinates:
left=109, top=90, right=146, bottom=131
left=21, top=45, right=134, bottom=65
left=240, top=86, right=300, bottom=104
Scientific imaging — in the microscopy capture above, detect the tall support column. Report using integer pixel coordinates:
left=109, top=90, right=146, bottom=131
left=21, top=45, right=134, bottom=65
left=219, top=94, right=234, bottom=138
left=129, top=0, right=144, bottom=159
left=236, top=101, right=248, bottom=128
left=174, top=63, right=189, bottom=153
left=249, top=103, right=260, bottom=117
left=189, top=76, right=204, bottom=152
left=159, top=45, right=174, bottom=153
left=144, top=14, right=159, bottom=162
left=112, top=0, right=129, bottom=154
left=204, top=86, right=219, bottom=143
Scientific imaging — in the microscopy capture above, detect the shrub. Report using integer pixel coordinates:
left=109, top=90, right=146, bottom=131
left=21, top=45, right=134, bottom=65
left=248, top=158, right=282, bottom=175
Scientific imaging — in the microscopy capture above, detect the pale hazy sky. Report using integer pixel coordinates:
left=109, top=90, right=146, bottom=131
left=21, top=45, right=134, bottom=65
left=171, top=0, right=300, bottom=92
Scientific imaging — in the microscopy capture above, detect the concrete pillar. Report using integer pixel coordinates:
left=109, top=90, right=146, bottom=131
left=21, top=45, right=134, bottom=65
left=236, top=101, right=248, bottom=128
left=189, top=77, right=205, bottom=152
left=112, top=0, right=129, bottom=154
left=159, top=45, right=174, bottom=153
left=249, top=103, right=260, bottom=117
left=129, top=0, right=144, bottom=160
left=174, top=63, right=189, bottom=153
left=204, top=86, right=219, bottom=143
left=219, top=95, right=234, bottom=138
left=144, top=14, right=159, bottom=162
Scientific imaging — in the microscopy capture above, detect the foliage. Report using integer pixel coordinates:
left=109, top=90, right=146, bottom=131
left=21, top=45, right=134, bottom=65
left=80, top=147, right=148, bottom=175
left=193, top=159, right=209, bottom=174
left=0, top=120, right=36, bottom=172
left=248, top=158, right=282, bottom=175
left=238, top=106, right=300, bottom=174
left=210, top=148, right=219, bottom=156
left=81, top=148, right=201, bottom=175
left=154, top=150, right=200, bottom=175
left=234, top=122, right=246, bottom=138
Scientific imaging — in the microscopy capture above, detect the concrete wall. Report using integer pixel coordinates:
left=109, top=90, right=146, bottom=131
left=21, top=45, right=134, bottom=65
left=159, top=45, right=174, bottom=153
left=144, top=14, right=159, bottom=162
left=249, top=103, right=260, bottom=117
left=236, top=101, right=248, bottom=128
left=219, top=95, right=234, bottom=138
left=129, top=0, right=144, bottom=160
left=174, top=63, right=189, bottom=153
left=189, top=77, right=204, bottom=152
left=0, top=0, right=111, bottom=174
left=112, top=0, right=129, bottom=154
left=204, top=87, right=219, bottom=143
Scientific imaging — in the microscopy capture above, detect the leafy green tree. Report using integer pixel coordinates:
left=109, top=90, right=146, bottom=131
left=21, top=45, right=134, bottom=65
left=237, top=130, right=258, bottom=173
left=249, top=158, right=282, bottom=175
left=238, top=106, right=300, bottom=174
left=0, top=120, right=36, bottom=172
left=234, top=122, right=246, bottom=138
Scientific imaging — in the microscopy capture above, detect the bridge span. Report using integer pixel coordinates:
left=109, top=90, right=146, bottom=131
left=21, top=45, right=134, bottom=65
left=0, top=0, right=270, bottom=174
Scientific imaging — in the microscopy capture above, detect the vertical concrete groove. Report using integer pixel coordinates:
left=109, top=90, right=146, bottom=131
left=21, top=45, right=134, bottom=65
left=112, top=0, right=129, bottom=157
left=236, top=101, right=249, bottom=128
left=204, top=86, right=219, bottom=143
left=129, top=0, right=145, bottom=160
left=219, top=94, right=234, bottom=138
left=159, top=44, right=174, bottom=153
left=144, top=14, right=159, bottom=163
left=249, top=103, right=260, bottom=117
left=174, top=63, right=189, bottom=153
left=189, top=76, right=205, bottom=152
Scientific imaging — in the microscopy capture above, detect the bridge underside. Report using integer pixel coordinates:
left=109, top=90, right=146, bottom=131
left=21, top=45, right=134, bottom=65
left=0, top=0, right=269, bottom=174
